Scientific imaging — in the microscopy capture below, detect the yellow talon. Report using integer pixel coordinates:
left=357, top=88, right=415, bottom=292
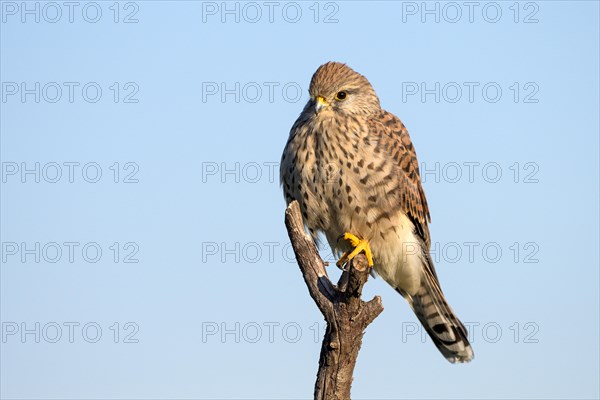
left=336, top=232, right=374, bottom=268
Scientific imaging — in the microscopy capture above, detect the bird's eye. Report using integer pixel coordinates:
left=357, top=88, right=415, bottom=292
left=335, top=91, right=348, bottom=101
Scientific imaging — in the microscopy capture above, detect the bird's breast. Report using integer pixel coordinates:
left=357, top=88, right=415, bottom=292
left=284, top=120, right=384, bottom=239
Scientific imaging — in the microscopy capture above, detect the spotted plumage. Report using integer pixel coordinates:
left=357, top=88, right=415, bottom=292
left=280, top=62, right=473, bottom=363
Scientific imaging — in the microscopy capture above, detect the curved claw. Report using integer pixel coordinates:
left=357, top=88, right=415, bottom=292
left=336, top=232, right=374, bottom=268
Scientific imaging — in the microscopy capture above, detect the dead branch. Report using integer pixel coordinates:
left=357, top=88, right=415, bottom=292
left=284, top=201, right=384, bottom=400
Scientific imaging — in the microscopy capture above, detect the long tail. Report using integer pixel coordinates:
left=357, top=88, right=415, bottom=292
left=399, top=254, right=474, bottom=363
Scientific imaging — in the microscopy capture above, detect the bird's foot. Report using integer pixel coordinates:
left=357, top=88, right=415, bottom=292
left=336, top=232, right=374, bottom=268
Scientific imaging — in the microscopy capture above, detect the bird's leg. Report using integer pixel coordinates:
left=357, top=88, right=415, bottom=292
left=336, top=232, right=374, bottom=268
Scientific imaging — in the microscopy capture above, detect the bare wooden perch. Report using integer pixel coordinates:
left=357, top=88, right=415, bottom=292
left=284, top=201, right=384, bottom=400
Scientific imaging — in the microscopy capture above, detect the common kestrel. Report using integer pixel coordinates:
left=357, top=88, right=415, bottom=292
left=280, top=62, right=474, bottom=363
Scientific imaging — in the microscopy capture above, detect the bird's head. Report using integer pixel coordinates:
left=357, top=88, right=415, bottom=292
left=307, top=62, right=381, bottom=118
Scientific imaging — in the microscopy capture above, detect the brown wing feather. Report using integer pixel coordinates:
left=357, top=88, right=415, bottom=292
left=368, top=110, right=431, bottom=247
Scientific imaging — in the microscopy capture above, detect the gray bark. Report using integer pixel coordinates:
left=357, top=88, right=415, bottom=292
left=284, top=201, right=384, bottom=400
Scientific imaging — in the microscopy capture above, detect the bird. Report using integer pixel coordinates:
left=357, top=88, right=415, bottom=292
left=280, top=62, right=474, bottom=363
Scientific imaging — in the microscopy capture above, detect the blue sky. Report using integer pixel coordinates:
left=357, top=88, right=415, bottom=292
left=1, top=1, right=599, bottom=399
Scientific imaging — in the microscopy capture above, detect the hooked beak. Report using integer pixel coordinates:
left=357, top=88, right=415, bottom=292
left=314, top=96, right=328, bottom=115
